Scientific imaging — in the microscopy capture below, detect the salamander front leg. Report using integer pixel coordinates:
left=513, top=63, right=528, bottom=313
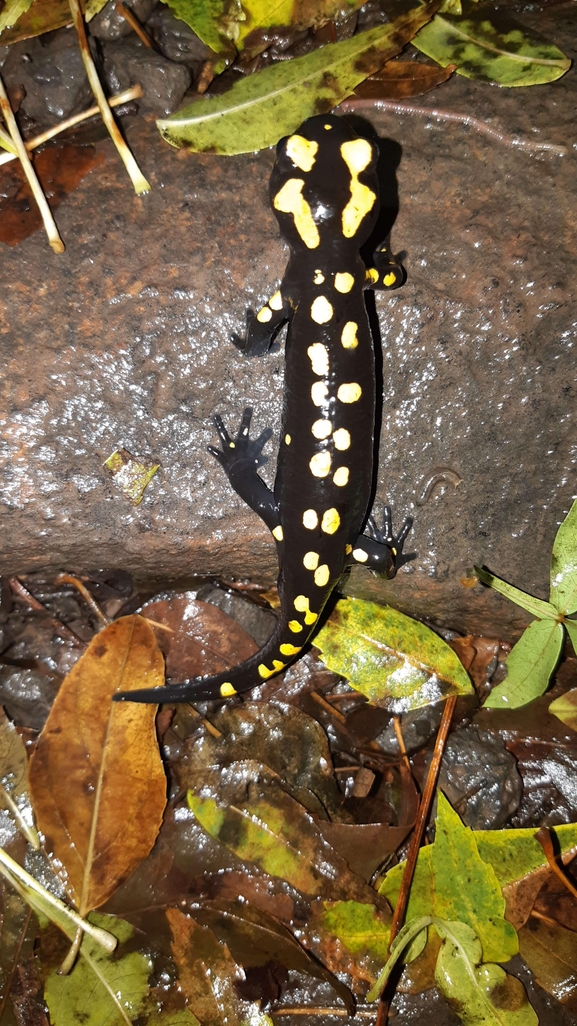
left=209, top=407, right=280, bottom=533
left=232, top=290, right=290, bottom=357
left=365, top=248, right=405, bottom=292
left=349, top=507, right=414, bottom=579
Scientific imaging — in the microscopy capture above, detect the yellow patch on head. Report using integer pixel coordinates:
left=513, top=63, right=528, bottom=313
left=333, top=466, right=349, bottom=487
left=220, top=682, right=237, bottom=697
left=273, top=178, right=320, bottom=250
left=314, top=269, right=325, bottom=284
left=311, top=381, right=329, bottom=407
left=257, top=306, right=273, bottom=323
left=288, top=619, right=303, bottom=633
left=309, top=451, right=331, bottom=477
left=280, top=643, right=302, bottom=656
left=340, top=138, right=376, bottom=239
left=285, top=434, right=291, bottom=445
left=333, top=428, right=351, bottom=451
left=307, top=343, right=329, bottom=376
left=272, top=525, right=284, bottom=541
left=269, top=290, right=283, bottom=310
left=353, top=547, right=369, bottom=563
left=303, top=551, right=320, bottom=570
left=303, top=509, right=319, bottom=529
left=314, top=564, right=330, bottom=587
left=311, top=296, right=333, bottom=324
left=311, top=419, right=332, bottom=439
left=366, top=267, right=379, bottom=285
left=341, top=321, right=359, bottom=349
left=334, top=272, right=355, bottom=294
left=286, top=134, right=318, bottom=172
left=337, top=382, right=362, bottom=404
left=384, top=271, right=397, bottom=287
left=321, top=508, right=340, bottom=534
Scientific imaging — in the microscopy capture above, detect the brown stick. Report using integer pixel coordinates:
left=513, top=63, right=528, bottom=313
left=376, top=694, right=457, bottom=1026
left=115, top=1, right=154, bottom=48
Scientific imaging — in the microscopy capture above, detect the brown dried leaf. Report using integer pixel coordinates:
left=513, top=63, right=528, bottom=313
left=519, top=916, right=577, bottom=1001
left=318, top=821, right=412, bottom=882
left=167, top=909, right=247, bottom=1026
left=353, top=57, right=455, bottom=99
left=28, top=615, right=167, bottom=915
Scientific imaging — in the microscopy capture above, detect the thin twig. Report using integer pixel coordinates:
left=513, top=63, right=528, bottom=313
left=55, top=573, right=110, bottom=625
left=115, top=1, right=154, bottom=48
left=8, top=577, right=84, bottom=647
left=0, top=86, right=143, bottom=168
left=534, top=826, right=577, bottom=901
left=67, top=0, right=150, bottom=194
left=392, top=714, right=411, bottom=776
left=0, top=73, right=65, bottom=253
left=376, top=694, right=457, bottom=1026
left=272, top=1009, right=375, bottom=1018
left=338, top=98, right=568, bottom=156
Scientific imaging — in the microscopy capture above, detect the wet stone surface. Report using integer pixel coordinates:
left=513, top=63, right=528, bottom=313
left=0, top=5, right=576, bottom=640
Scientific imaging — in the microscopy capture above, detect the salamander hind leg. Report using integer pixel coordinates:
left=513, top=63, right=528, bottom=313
left=349, top=506, right=414, bottom=578
left=209, top=407, right=280, bottom=532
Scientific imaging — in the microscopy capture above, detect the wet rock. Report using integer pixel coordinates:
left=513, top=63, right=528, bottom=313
left=145, top=6, right=212, bottom=71
left=1, top=30, right=96, bottom=127
left=101, top=39, right=191, bottom=115
left=0, top=667, right=59, bottom=730
left=88, top=0, right=158, bottom=41
left=377, top=700, right=444, bottom=756
left=437, top=726, right=522, bottom=829
left=196, top=583, right=278, bottom=647
left=0, top=4, right=576, bottom=639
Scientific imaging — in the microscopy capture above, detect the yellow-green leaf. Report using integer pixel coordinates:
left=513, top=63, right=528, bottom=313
left=483, top=619, right=564, bottom=710
left=157, top=4, right=440, bottom=154
left=549, top=687, right=577, bottom=732
left=550, top=498, right=577, bottom=615
left=0, top=0, right=33, bottom=34
left=315, top=597, right=473, bottom=711
left=413, top=3, right=570, bottom=86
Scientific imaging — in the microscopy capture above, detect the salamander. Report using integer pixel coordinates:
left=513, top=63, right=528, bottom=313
left=114, top=114, right=413, bottom=706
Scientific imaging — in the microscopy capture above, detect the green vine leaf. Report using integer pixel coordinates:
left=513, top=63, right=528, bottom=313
left=550, top=498, right=577, bottom=616
left=474, top=567, right=557, bottom=621
left=483, top=619, right=564, bottom=710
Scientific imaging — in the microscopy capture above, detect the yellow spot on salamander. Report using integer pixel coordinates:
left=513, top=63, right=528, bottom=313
left=311, top=296, right=333, bottom=324
left=353, top=548, right=369, bottom=563
left=384, top=271, right=397, bottom=287
left=311, top=419, right=332, bottom=439
left=286, top=134, right=318, bottom=172
left=314, top=564, right=330, bottom=587
left=314, top=269, right=325, bottom=284
left=333, top=466, right=349, bottom=487
left=311, top=381, right=329, bottom=407
left=340, top=138, right=376, bottom=239
left=285, top=434, right=291, bottom=444
left=273, top=178, right=320, bottom=250
left=220, top=682, right=237, bottom=697
left=321, top=508, right=340, bottom=534
left=257, top=306, right=273, bottom=323
left=334, top=271, right=354, bottom=293
left=337, top=382, right=362, bottom=404
left=341, top=322, right=359, bottom=349
left=259, top=660, right=286, bottom=679
left=294, top=595, right=309, bottom=611
left=305, top=609, right=317, bottom=625
left=309, top=451, right=331, bottom=477
left=269, top=290, right=283, bottom=310
left=307, top=343, right=329, bottom=376
left=345, top=543, right=353, bottom=554
left=303, top=551, right=320, bottom=570
left=333, top=428, right=351, bottom=450
left=366, top=267, right=379, bottom=285
left=303, top=509, right=319, bottom=529
left=272, top=525, right=284, bottom=541
left=324, top=123, right=332, bottom=130
left=280, top=643, right=302, bottom=656
left=288, top=619, right=303, bottom=633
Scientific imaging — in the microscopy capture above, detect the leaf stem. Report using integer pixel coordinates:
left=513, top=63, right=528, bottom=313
left=67, top=0, right=150, bottom=194
left=0, top=72, right=65, bottom=253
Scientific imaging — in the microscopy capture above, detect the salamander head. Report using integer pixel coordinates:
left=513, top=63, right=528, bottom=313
left=270, top=114, right=380, bottom=254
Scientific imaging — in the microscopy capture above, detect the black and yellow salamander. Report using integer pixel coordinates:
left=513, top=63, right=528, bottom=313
left=114, top=114, right=412, bottom=706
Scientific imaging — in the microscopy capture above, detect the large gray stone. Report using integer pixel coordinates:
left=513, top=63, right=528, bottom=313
left=0, top=4, right=575, bottom=639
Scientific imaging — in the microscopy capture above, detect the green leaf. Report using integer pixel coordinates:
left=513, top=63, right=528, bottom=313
left=413, top=3, right=570, bottom=86
left=157, top=5, right=440, bottom=154
left=474, top=567, right=557, bottom=621
left=160, top=0, right=231, bottom=70
left=565, top=618, right=577, bottom=655
left=366, top=914, right=433, bottom=1002
left=44, top=913, right=153, bottom=1026
left=84, top=0, right=109, bottom=20
left=0, top=0, right=33, bottom=33
left=483, top=619, right=564, bottom=710
left=435, top=920, right=537, bottom=1025
left=549, top=687, right=577, bottom=732
left=430, top=795, right=518, bottom=963
left=518, top=918, right=577, bottom=1002
left=317, top=900, right=392, bottom=969
left=550, top=499, right=577, bottom=615
left=315, top=597, right=473, bottom=711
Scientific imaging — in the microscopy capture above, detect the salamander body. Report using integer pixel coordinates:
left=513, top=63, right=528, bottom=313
left=115, top=114, right=412, bottom=706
